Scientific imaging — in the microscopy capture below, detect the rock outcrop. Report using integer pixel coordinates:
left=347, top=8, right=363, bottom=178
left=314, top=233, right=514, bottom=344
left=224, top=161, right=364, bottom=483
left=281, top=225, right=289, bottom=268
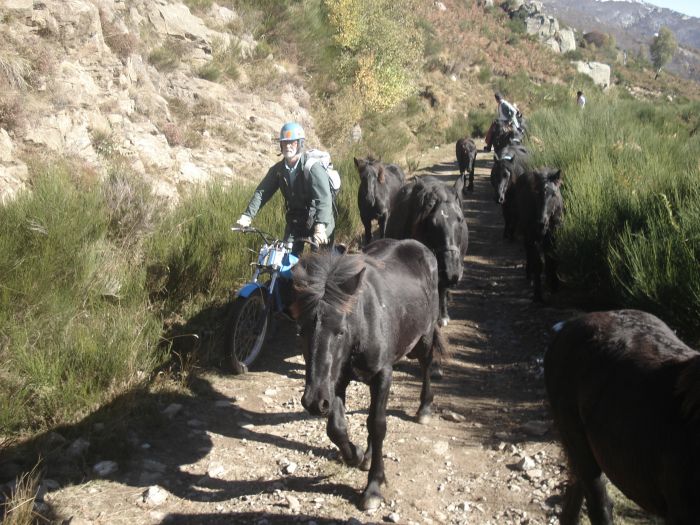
left=0, top=0, right=319, bottom=204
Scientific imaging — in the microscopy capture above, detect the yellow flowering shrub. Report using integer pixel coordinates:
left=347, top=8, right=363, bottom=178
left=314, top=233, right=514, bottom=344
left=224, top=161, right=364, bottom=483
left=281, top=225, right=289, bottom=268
left=324, top=0, right=424, bottom=113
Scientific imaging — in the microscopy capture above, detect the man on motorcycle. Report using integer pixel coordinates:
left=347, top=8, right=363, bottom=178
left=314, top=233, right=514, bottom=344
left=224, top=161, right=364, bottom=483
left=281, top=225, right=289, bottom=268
left=236, top=122, right=335, bottom=254
left=483, top=92, right=523, bottom=152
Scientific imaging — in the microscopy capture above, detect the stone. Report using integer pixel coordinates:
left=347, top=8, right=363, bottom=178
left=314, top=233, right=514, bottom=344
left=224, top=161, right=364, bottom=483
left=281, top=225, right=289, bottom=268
left=573, top=61, right=611, bottom=88
left=141, top=485, right=168, bottom=506
left=162, top=403, right=183, bottom=418
left=92, top=460, right=118, bottom=477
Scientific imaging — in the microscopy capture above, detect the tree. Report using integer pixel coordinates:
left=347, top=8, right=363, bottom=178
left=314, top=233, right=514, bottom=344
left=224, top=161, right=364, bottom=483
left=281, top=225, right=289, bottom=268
left=650, top=26, right=677, bottom=79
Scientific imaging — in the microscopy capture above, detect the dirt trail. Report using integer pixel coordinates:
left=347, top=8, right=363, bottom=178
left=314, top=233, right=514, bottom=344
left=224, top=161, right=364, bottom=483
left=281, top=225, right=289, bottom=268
left=45, top=143, right=584, bottom=525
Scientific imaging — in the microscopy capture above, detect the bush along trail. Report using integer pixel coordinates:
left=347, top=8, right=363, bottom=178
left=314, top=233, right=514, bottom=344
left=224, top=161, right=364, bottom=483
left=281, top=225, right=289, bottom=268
left=3, top=144, right=658, bottom=525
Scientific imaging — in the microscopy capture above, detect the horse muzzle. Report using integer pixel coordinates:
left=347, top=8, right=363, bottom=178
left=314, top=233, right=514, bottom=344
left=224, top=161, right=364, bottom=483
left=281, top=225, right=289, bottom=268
left=301, top=387, right=331, bottom=417
left=437, top=246, right=463, bottom=285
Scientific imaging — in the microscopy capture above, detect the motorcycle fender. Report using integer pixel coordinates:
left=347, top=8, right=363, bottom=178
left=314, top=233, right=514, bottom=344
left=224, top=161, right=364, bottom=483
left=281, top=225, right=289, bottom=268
left=237, top=282, right=265, bottom=298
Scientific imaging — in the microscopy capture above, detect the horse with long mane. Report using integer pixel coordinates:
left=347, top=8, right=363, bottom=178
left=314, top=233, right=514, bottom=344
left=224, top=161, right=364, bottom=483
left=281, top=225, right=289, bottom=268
left=354, top=156, right=406, bottom=245
left=291, top=239, right=448, bottom=510
left=492, top=120, right=524, bottom=156
left=545, top=309, right=700, bottom=524
left=385, top=175, right=468, bottom=326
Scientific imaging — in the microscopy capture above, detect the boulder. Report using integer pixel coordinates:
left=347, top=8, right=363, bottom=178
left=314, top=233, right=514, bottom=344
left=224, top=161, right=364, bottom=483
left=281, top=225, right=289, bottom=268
left=146, top=3, right=230, bottom=49
left=573, top=61, right=611, bottom=88
left=0, top=0, right=33, bottom=10
left=557, top=28, right=577, bottom=53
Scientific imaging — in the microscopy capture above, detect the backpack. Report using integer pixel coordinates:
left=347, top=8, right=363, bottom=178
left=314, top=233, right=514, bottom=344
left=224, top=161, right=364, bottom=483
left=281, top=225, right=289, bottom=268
left=303, top=149, right=341, bottom=199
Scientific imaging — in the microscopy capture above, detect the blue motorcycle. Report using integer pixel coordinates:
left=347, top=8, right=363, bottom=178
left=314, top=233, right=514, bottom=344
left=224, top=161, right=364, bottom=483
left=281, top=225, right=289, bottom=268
left=227, top=226, right=311, bottom=374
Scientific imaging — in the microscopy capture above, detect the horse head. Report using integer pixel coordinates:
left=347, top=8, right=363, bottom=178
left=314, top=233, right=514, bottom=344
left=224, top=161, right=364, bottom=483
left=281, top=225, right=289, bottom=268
left=355, top=157, right=385, bottom=210
left=534, top=168, right=563, bottom=240
left=412, top=177, right=465, bottom=287
left=291, top=253, right=366, bottom=417
left=490, top=145, right=529, bottom=204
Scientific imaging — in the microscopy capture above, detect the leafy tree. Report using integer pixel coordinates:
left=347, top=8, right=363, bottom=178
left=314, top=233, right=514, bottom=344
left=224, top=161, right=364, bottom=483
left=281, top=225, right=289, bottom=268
left=650, top=26, right=677, bottom=79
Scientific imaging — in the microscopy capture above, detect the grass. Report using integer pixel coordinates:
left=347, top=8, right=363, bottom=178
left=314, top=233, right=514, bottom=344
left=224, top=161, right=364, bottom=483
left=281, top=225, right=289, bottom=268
left=528, top=96, right=700, bottom=343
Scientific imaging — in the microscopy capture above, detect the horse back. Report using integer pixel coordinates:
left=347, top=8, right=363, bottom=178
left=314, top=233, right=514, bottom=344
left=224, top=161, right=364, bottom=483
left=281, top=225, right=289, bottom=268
left=456, top=137, right=476, bottom=173
left=362, top=239, right=441, bottom=357
left=546, top=309, right=700, bottom=518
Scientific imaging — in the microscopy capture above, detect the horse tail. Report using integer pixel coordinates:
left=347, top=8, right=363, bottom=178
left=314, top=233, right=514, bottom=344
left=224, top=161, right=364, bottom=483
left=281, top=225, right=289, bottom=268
left=431, top=325, right=450, bottom=365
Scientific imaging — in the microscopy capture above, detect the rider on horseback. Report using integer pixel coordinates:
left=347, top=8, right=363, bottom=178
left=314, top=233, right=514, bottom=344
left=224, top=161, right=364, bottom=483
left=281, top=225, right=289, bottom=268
left=483, top=92, right=523, bottom=152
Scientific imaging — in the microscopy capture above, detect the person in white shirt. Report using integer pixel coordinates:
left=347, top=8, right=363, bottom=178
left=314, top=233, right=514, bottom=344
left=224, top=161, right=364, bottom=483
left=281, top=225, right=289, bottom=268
left=577, top=90, right=586, bottom=108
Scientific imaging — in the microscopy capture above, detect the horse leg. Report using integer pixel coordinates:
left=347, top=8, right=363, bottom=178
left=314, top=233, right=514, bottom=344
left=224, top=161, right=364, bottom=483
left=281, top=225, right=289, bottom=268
left=523, top=237, right=544, bottom=302
left=363, top=217, right=372, bottom=245
left=544, top=234, right=559, bottom=292
left=438, top=284, right=450, bottom=326
left=415, top=336, right=436, bottom=424
left=327, top=379, right=364, bottom=468
left=359, top=369, right=392, bottom=511
left=557, top=419, right=613, bottom=524
left=378, top=212, right=388, bottom=240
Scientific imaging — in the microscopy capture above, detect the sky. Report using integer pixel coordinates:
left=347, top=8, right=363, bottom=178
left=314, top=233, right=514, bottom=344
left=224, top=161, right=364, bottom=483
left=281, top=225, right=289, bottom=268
left=643, top=0, right=700, bottom=18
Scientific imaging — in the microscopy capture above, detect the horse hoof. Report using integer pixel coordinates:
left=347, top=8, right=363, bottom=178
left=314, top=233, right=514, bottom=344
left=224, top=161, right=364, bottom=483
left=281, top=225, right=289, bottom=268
left=417, top=412, right=432, bottom=425
left=359, top=493, right=382, bottom=511
left=345, top=445, right=365, bottom=468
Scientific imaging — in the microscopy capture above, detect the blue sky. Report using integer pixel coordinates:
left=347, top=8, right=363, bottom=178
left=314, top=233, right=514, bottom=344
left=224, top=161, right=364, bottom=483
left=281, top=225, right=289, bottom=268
left=645, top=0, right=700, bottom=18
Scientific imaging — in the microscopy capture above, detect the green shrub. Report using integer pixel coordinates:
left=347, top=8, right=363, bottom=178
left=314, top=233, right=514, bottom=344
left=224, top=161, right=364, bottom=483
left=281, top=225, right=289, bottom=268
left=467, top=109, right=492, bottom=137
left=477, top=64, right=491, bottom=83
left=444, top=113, right=471, bottom=143
left=528, top=99, right=700, bottom=342
left=0, top=158, right=164, bottom=433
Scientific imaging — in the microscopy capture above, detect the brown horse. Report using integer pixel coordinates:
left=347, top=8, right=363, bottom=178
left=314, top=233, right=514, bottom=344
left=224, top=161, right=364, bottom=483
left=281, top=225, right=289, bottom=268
left=545, top=309, right=700, bottom=524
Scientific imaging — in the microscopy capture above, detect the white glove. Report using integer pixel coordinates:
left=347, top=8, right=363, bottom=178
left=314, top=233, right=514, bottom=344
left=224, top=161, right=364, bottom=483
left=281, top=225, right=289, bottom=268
left=313, top=223, right=328, bottom=245
left=236, top=214, right=252, bottom=228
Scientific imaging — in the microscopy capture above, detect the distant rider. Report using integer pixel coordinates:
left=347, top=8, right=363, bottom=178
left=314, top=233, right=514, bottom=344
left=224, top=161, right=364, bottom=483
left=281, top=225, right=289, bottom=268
left=483, top=92, right=522, bottom=152
left=235, top=122, right=335, bottom=255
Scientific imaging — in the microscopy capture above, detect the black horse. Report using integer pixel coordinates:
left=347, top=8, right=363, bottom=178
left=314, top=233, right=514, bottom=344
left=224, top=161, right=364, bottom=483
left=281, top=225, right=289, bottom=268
left=546, top=309, right=700, bottom=524
left=385, top=175, right=468, bottom=326
left=354, top=157, right=406, bottom=245
left=456, top=137, right=477, bottom=194
left=490, top=144, right=530, bottom=240
left=492, top=120, right=524, bottom=156
left=514, top=167, right=563, bottom=302
left=291, top=239, right=448, bottom=511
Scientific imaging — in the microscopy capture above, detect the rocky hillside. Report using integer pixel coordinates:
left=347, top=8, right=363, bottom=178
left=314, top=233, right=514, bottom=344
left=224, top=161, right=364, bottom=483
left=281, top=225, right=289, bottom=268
left=1, top=0, right=697, bottom=207
left=539, top=0, right=700, bottom=80
left=0, top=0, right=321, bottom=204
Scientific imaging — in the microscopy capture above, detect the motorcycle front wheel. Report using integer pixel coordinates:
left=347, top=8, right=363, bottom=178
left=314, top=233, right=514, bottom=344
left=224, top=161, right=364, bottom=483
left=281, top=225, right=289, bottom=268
left=227, top=289, right=271, bottom=374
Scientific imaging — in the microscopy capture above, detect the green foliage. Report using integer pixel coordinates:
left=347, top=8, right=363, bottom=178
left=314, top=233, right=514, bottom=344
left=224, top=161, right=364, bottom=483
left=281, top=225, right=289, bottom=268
left=196, top=63, right=222, bottom=82
left=325, top=0, right=425, bottom=113
left=528, top=98, right=700, bottom=342
left=477, top=64, right=491, bottom=83
left=650, top=26, right=677, bottom=76
left=467, top=109, right=493, bottom=138
left=0, top=158, right=164, bottom=433
left=444, top=113, right=471, bottom=143
left=148, top=39, right=188, bottom=72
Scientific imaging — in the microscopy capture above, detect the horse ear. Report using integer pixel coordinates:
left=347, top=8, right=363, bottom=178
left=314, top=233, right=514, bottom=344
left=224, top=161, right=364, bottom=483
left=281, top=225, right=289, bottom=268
left=339, top=267, right=366, bottom=297
left=548, top=169, right=562, bottom=186
left=354, top=157, right=366, bottom=173
left=377, top=165, right=386, bottom=184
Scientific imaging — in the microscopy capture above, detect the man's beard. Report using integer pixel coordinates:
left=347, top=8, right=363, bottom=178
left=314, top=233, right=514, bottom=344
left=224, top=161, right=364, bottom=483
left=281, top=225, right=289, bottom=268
left=282, top=144, right=299, bottom=161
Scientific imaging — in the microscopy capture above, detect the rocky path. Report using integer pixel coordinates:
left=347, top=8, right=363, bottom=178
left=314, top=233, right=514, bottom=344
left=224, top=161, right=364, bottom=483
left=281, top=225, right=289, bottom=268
left=43, top=144, right=587, bottom=524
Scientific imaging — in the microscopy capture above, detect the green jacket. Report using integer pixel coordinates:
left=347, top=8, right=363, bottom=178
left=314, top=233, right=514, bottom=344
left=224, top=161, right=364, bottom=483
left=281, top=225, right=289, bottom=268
left=243, top=151, right=335, bottom=235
